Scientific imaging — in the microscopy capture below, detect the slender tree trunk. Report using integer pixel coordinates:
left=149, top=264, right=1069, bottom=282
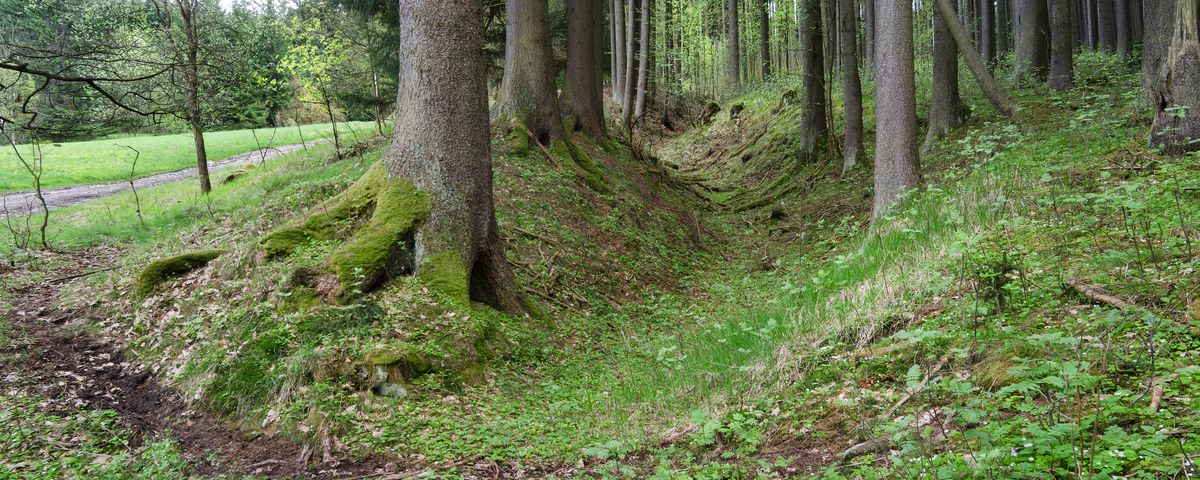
left=634, top=0, right=652, bottom=122
left=390, top=0, right=523, bottom=312
left=1088, top=0, right=1100, bottom=50
left=1146, top=0, right=1200, bottom=155
left=1131, top=0, right=1144, bottom=43
left=178, top=0, right=210, bottom=194
left=1098, top=0, right=1116, bottom=52
left=997, top=0, right=1011, bottom=55
left=934, top=0, right=1018, bottom=115
left=1049, top=0, right=1075, bottom=90
left=927, top=0, right=968, bottom=147
left=823, top=0, right=836, bottom=78
left=981, top=0, right=996, bottom=65
left=800, top=0, right=828, bottom=155
left=1015, top=0, right=1051, bottom=80
left=612, top=0, right=626, bottom=104
left=873, top=0, right=921, bottom=219
left=864, top=0, right=876, bottom=71
left=567, top=0, right=607, bottom=139
left=622, top=0, right=638, bottom=125
left=760, top=0, right=772, bottom=78
left=728, top=0, right=741, bottom=90
left=839, top=0, right=863, bottom=172
left=495, top=0, right=565, bottom=143
left=1115, top=0, right=1132, bottom=55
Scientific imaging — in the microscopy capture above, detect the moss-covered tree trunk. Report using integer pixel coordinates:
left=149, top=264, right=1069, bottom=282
left=873, top=0, right=921, bottom=219
left=566, top=0, right=607, bottom=139
left=392, top=0, right=524, bottom=312
left=494, top=0, right=565, bottom=144
left=1146, top=0, right=1200, bottom=155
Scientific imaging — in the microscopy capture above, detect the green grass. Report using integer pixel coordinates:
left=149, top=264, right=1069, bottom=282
left=0, top=121, right=379, bottom=193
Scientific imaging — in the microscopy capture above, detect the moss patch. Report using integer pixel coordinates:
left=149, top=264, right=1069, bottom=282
left=135, top=250, right=225, bottom=298
left=417, top=251, right=469, bottom=304
left=508, top=123, right=531, bottom=156
left=550, top=140, right=610, bottom=195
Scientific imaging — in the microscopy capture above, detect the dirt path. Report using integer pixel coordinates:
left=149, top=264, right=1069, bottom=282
left=0, top=141, right=323, bottom=217
left=0, top=250, right=389, bottom=478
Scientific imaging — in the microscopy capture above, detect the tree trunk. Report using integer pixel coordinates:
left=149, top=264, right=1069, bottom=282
left=873, top=0, right=921, bottom=219
left=1049, top=0, right=1075, bottom=90
left=760, top=0, right=772, bottom=78
left=389, top=0, right=523, bottom=312
left=622, top=0, right=638, bottom=126
left=1115, top=0, right=1131, bottom=55
left=1146, top=0, right=1200, bottom=155
left=634, top=0, right=652, bottom=122
left=997, top=0, right=1011, bottom=55
left=823, top=0, right=836, bottom=77
left=566, top=0, right=607, bottom=139
left=612, top=0, right=626, bottom=104
left=839, top=0, right=864, bottom=172
left=495, top=0, right=565, bottom=143
left=865, top=0, right=876, bottom=71
left=980, top=0, right=996, bottom=65
left=728, top=0, right=741, bottom=90
left=927, top=0, right=969, bottom=147
left=933, top=0, right=1018, bottom=115
left=1132, top=0, right=1144, bottom=43
left=178, top=0, right=210, bottom=194
left=1015, top=0, right=1051, bottom=80
left=1098, top=0, right=1116, bottom=52
left=1088, top=0, right=1100, bottom=50
left=800, top=0, right=828, bottom=155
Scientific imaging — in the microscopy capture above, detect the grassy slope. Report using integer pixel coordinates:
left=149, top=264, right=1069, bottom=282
left=5, top=53, right=1197, bottom=479
left=0, top=121, right=377, bottom=192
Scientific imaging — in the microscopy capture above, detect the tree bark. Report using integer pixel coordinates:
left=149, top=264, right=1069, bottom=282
left=800, top=0, right=828, bottom=155
left=873, top=0, right=921, bottom=219
left=495, top=0, right=565, bottom=143
left=760, top=0, right=772, bottom=78
left=1049, top=0, right=1075, bottom=90
left=728, top=0, right=741, bottom=90
left=839, top=0, right=864, bottom=172
left=997, top=0, right=1011, bottom=55
left=177, top=0, right=210, bottom=194
left=622, top=0, right=638, bottom=125
left=1146, top=0, right=1200, bottom=155
left=634, top=0, right=652, bottom=122
left=980, top=0, right=996, bottom=65
left=1115, top=0, right=1132, bottom=56
left=1088, top=0, right=1100, bottom=50
left=927, top=0, right=969, bottom=147
left=1015, top=0, right=1051, bottom=80
left=387, top=0, right=523, bottom=312
left=933, top=0, right=1018, bottom=116
left=612, top=0, right=624, bottom=104
left=1098, top=0, right=1116, bottom=52
left=865, top=0, right=876, bottom=71
left=1131, top=0, right=1144, bottom=43
left=566, top=0, right=607, bottom=139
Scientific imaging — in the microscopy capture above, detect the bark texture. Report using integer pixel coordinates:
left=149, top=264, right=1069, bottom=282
left=389, top=0, right=523, bottom=312
left=1049, top=0, right=1075, bottom=90
left=981, top=0, right=996, bottom=64
left=1015, top=0, right=1051, bottom=81
left=1116, top=0, right=1132, bottom=56
left=760, top=0, right=771, bottom=78
left=1098, top=0, right=1116, bottom=52
left=927, top=0, right=969, bottom=147
left=612, top=0, right=625, bottom=104
left=495, top=0, right=565, bottom=143
left=622, top=0, right=637, bottom=124
left=800, top=0, right=828, bottom=155
left=728, top=0, right=741, bottom=90
left=566, top=0, right=607, bottom=139
left=1146, top=0, right=1200, bottom=154
left=873, top=0, right=921, bottom=219
left=997, top=0, right=1012, bottom=55
left=865, top=0, right=876, bottom=71
left=933, top=0, right=1018, bottom=116
left=177, top=0, right=210, bottom=194
left=634, top=0, right=652, bottom=122
left=839, top=0, right=864, bottom=172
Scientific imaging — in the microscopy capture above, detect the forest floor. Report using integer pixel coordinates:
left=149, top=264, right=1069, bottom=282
left=0, top=141, right=321, bottom=216
left=2, top=56, right=1199, bottom=479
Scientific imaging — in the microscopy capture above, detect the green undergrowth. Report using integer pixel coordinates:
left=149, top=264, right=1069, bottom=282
left=0, top=395, right=189, bottom=479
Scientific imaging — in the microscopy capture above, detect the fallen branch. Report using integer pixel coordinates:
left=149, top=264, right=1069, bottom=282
left=1149, top=379, right=1165, bottom=413
left=504, top=225, right=560, bottom=245
left=48, top=266, right=117, bottom=284
left=884, top=354, right=951, bottom=419
left=1066, top=278, right=1133, bottom=310
left=838, top=439, right=890, bottom=463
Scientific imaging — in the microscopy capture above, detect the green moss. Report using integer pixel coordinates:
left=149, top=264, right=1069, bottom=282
left=330, top=174, right=430, bottom=296
left=208, top=328, right=292, bottom=415
left=417, top=251, right=469, bottom=304
left=551, top=139, right=611, bottom=195
left=135, top=249, right=225, bottom=298
left=508, top=123, right=531, bottom=156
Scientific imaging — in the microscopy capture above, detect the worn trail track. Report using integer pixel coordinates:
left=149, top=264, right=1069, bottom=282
left=0, top=250, right=389, bottom=478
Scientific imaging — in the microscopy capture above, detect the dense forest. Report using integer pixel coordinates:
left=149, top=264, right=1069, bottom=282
left=1, top=0, right=1198, bottom=478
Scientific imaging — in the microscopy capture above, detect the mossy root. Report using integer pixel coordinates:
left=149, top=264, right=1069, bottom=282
left=136, top=250, right=226, bottom=298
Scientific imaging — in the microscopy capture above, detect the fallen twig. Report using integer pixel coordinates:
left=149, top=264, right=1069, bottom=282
left=48, top=267, right=117, bottom=284
left=1066, top=278, right=1133, bottom=309
left=884, top=354, right=951, bottom=419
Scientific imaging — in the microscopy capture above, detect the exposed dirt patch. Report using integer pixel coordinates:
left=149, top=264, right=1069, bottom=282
left=0, top=250, right=392, bottom=478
